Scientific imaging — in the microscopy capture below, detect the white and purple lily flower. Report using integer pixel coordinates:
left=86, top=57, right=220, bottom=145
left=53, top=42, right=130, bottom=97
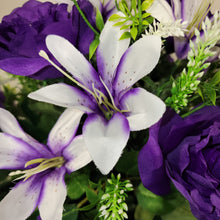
left=0, top=108, right=91, bottom=220
left=28, top=18, right=166, bottom=175
left=147, top=0, right=213, bottom=59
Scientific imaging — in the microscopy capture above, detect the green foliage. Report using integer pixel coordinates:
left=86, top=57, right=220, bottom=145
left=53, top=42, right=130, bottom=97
left=98, top=173, right=133, bottom=219
left=66, top=172, right=90, bottom=200
left=89, top=36, right=100, bottom=59
left=165, top=12, right=220, bottom=113
left=96, top=8, right=104, bottom=31
left=115, top=151, right=139, bottom=176
left=109, top=0, right=154, bottom=40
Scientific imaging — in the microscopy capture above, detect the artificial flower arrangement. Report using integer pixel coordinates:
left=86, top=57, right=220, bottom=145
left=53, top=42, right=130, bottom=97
left=0, top=0, right=219, bottom=219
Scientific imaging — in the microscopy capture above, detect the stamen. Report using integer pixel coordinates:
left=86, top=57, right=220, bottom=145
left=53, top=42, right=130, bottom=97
left=9, top=157, right=65, bottom=181
left=39, top=50, right=96, bottom=98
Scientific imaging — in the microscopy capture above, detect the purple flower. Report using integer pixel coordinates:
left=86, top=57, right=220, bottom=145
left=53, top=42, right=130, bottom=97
left=0, top=0, right=97, bottom=79
left=0, top=108, right=91, bottom=220
left=138, top=106, right=220, bottom=220
left=28, top=18, right=166, bottom=175
left=148, top=0, right=213, bottom=59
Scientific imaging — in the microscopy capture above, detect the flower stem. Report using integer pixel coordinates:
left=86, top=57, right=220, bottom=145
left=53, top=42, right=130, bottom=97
left=138, top=0, right=143, bottom=35
left=72, top=0, right=100, bottom=36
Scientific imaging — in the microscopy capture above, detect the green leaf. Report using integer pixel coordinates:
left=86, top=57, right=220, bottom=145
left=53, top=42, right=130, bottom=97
left=162, top=200, right=196, bottom=220
left=96, top=9, right=104, bottom=31
left=142, top=20, right=149, bottom=26
left=203, top=84, right=216, bottom=105
left=89, top=37, right=100, bottom=60
left=115, top=151, right=139, bottom=176
left=210, top=70, right=220, bottom=85
left=119, top=31, right=131, bottom=40
left=119, top=1, right=126, bottom=13
left=120, top=24, right=131, bottom=30
left=142, top=12, right=151, bottom=18
left=131, top=0, right=137, bottom=11
left=109, top=13, right=123, bottom=21
left=63, top=204, right=78, bottom=220
left=134, top=205, right=155, bottom=220
left=65, top=172, right=89, bottom=200
left=86, top=188, right=99, bottom=204
left=130, top=26, right=138, bottom=40
left=141, top=0, right=154, bottom=11
left=137, top=184, right=185, bottom=215
left=113, top=20, right=126, bottom=27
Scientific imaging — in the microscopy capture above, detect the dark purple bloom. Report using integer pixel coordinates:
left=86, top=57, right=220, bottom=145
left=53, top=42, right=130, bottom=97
left=138, top=106, right=220, bottom=220
left=0, top=0, right=96, bottom=79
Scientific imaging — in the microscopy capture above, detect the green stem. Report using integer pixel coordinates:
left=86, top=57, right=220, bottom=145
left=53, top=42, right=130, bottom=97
left=181, top=103, right=207, bottom=118
left=72, top=0, right=100, bottom=36
left=137, top=0, right=143, bottom=35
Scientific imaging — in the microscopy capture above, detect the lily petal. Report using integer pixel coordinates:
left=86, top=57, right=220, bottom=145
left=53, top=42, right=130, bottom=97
left=45, top=35, right=104, bottom=92
left=182, top=0, right=203, bottom=22
left=0, top=176, right=42, bottom=220
left=147, top=0, right=175, bottom=22
left=83, top=113, right=130, bottom=175
left=170, top=0, right=181, bottom=20
left=0, top=133, right=41, bottom=169
left=120, top=88, right=166, bottom=131
left=63, top=135, right=92, bottom=173
left=47, top=108, right=84, bottom=155
left=0, top=108, right=51, bottom=156
left=28, top=83, right=97, bottom=113
left=38, top=168, right=66, bottom=220
left=96, top=15, right=130, bottom=90
left=113, top=36, right=161, bottom=96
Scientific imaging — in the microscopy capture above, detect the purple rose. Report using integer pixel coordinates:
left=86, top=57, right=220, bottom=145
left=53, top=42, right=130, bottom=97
left=138, top=106, right=220, bottom=220
left=0, top=0, right=96, bottom=79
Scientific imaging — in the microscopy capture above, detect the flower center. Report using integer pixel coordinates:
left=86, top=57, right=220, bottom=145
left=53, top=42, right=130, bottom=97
left=39, top=50, right=129, bottom=120
left=9, top=156, right=65, bottom=181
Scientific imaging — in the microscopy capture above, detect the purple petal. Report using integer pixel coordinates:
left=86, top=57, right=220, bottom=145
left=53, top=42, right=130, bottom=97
left=0, top=57, right=49, bottom=76
left=83, top=113, right=130, bottom=175
left=0, top=176, right=42, bottom=220
left=0, top=133, right=42, bottom=170
left=0, top=108, right=52, bottom=157
left=47, top=108, right=84, bottom=155
left=138, top=121, right=171, bottom=195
